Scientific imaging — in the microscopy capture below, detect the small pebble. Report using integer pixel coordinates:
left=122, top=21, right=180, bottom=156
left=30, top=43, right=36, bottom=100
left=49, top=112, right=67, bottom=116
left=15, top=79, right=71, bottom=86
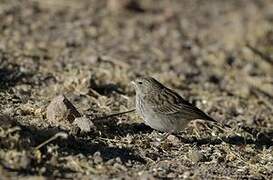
left=93, top=151, right=103, bottom=164
left=188, top=150, right=203, bottom=163
left=73, top=116, right=95, bottom=133
left=167, top=135, right=180, bottom=144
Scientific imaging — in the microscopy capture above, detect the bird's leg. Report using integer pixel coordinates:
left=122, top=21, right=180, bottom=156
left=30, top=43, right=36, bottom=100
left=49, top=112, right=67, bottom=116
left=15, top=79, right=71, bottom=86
left=161, top=130, right=175, bottom=141
left=161, top=132, right=170, bottom=141
left=193, top=121, right=201, bottom=138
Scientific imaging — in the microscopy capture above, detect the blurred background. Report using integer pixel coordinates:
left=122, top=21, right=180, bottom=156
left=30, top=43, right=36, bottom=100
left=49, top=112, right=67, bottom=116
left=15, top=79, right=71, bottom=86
left=0, top=0, right=273, bottom=179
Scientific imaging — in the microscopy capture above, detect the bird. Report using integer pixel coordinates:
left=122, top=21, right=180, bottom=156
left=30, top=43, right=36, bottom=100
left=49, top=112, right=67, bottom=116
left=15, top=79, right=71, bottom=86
left=131, top=76, right=225, bottom=134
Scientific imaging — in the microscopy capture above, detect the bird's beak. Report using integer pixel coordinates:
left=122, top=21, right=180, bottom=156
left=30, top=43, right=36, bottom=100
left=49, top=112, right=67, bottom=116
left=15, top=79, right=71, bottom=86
left=130, top=81, right=136, bottom=88
left=130, top=81, right=136, bottom=86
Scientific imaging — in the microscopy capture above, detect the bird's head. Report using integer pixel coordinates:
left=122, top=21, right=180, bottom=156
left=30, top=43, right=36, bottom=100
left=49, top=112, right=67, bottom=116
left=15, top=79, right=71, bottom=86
left=131, top=76, right=164, bottom=95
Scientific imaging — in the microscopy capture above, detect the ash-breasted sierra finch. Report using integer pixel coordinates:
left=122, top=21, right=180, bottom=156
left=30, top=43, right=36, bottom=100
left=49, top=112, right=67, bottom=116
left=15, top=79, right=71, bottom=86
left=131, top=76, right=226, bottom=133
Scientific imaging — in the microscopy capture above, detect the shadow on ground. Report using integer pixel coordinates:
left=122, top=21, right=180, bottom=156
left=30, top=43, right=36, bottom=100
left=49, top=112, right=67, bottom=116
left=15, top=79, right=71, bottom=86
left=0, top=65, right=34, bottom=90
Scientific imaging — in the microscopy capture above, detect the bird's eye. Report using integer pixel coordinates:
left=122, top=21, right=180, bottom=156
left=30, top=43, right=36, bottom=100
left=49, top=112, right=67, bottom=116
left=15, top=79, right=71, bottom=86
left=138, top=81, right=143, bottom=85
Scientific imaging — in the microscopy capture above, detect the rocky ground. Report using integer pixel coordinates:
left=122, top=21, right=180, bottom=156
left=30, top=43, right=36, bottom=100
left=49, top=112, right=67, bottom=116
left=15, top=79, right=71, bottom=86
left=0, top=0, right=273, bottom=179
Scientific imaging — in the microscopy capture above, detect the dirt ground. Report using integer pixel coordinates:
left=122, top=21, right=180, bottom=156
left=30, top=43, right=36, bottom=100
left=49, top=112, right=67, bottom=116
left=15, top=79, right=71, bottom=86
left=0, top=0, right=273, bottom=179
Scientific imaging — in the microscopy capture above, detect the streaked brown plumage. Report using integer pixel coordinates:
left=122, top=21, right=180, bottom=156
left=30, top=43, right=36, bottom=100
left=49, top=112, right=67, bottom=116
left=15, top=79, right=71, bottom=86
left=132, top=76, right=218, bottom=133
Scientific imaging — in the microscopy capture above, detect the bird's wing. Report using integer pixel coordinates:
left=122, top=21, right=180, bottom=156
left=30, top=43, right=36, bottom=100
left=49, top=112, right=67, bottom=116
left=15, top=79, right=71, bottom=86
left=146, top=88, right=216, bottom=122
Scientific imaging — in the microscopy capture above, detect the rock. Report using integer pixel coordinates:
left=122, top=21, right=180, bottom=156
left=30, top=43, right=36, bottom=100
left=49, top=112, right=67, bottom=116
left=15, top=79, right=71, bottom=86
left=46, top=94, right=81, bottom=123
left=73, top=116, right=95, bottom=133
